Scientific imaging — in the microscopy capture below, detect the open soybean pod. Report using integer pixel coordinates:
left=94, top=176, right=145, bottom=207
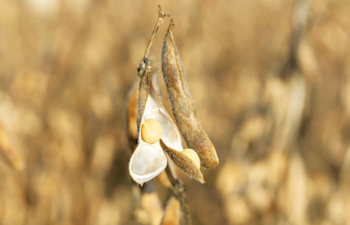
left=125, top=72, right=161, bottom=152
left=161, top=22, right=219, bottom=168
left=129, top=60, right=204, bottom=185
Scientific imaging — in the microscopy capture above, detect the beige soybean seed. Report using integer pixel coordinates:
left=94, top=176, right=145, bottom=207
left=182, top=149, right=200, bottom=169
left=141, top=119, right=162, bottom=144
left=161, top=22, right=219, bottom=168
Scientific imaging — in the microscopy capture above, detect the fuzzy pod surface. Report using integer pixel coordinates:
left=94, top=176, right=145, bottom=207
left=161, top=23, right=219, bottom=168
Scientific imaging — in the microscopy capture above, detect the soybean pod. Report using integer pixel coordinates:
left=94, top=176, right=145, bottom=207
left=161, top=22, right=219, bottom=168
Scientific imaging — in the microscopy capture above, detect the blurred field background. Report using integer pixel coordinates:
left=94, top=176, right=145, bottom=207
left=0, top=0, right=350, bottom=224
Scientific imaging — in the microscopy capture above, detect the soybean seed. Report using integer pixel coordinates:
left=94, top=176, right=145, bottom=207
left=141, top=119, right=162, bottom=144
left=182, top=149, right=200, bottom=169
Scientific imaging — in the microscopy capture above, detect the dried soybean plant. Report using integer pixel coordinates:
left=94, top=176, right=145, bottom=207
left=125, top=6, right=218, bottom=225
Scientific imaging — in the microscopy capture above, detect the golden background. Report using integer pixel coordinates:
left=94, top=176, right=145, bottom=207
left=0, top=0, right=350, bottom=224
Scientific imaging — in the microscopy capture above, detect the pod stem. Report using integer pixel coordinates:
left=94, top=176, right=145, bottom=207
left=143, top=5, right=171, bottom=60
left=165, top=165, right=192, bottom=225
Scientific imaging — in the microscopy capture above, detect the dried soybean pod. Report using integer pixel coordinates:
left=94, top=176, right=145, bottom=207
left=161, top=22, right=219, bottom=168
left=125, top=67, right=159, bottom=152
left=130, top=60, right=167, bottom=186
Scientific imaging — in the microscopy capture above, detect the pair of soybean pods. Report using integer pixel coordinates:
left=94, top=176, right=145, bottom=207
left=128, top=22, right=219, bottom=186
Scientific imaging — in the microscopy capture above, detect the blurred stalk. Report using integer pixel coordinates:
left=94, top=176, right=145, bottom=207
left=273, top=0, right=310, bottom=152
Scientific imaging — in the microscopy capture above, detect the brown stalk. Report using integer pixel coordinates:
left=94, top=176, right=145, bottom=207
left=272, top=0, right=310, bottom=152
left=142, top=6, right=171, bottom=62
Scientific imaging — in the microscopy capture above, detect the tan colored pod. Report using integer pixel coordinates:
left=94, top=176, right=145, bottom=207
left=161, top=23, right=219, bottom=168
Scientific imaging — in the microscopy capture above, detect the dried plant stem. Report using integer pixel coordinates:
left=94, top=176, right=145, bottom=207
left=282, top=0, right=310, bottom=76
left=143, top=5, right=171, bottom=60
left=165, top=166, right=192, bottom=225
left=165, top=165, right=176, bottom=187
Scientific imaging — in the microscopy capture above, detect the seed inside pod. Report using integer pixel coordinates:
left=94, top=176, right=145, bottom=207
left=160, top=140, right=205, bottom=183
left=141, top=119, right=162, bottom=144
left=182, top=148, right=200, bottom=169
